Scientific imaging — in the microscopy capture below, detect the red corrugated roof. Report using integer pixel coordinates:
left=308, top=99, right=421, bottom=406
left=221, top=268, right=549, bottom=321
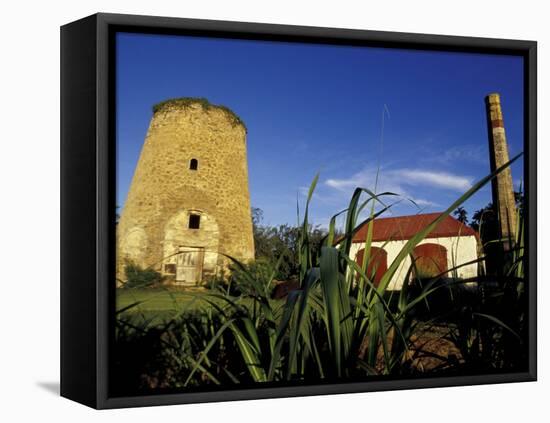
left=351, top=212, right=477, bottom=243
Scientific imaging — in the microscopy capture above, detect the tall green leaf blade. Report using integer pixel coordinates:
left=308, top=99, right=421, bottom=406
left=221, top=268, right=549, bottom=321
left=320, top=246, right=342, bottom=377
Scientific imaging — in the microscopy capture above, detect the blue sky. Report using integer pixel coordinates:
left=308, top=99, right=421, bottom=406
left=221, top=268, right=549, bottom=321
left=116, top=32, right=524, bottom=228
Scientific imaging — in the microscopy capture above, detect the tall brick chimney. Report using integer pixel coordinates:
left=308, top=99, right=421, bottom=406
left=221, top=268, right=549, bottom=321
left=485, top=93, right=517, bottom=246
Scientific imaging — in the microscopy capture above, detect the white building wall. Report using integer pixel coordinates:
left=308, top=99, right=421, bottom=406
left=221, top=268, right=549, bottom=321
left=347, top=235, right=479, bottom=290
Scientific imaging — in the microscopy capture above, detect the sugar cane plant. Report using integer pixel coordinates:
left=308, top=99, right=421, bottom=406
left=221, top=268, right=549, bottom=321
left=114, top=153, right=525, bottom=392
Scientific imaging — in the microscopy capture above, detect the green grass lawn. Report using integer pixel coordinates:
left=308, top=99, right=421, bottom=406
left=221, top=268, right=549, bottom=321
left=117, top=288, right=200, bottom=312
left=116, top=288, right=205, bottom=324
left=116, top=287, right=284, bottom=325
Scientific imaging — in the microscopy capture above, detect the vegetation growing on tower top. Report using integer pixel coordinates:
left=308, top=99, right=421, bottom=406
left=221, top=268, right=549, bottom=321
left=152, top=97, right=247, bottom=131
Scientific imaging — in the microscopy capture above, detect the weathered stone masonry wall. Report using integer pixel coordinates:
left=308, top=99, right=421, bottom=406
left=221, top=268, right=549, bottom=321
left=117, top=101, right=255, bottom=282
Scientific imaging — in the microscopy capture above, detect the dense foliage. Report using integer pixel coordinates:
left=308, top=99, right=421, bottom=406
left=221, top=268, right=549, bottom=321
left=152, top=97, right=246, bottom=130
left=251, top=207, right=329, bottom=281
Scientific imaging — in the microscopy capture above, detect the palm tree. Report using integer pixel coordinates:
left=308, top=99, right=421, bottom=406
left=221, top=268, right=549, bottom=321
left=453, top=206, right=468, bottom=224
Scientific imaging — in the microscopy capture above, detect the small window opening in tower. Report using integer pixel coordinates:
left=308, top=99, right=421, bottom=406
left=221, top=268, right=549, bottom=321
left=189, top=158, right=198, bottom=170
left=189, top=214, right=201, bottom=229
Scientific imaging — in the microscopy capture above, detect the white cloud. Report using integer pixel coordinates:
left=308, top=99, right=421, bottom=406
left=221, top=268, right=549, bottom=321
left=395, top=169, right=473, bottom=191
left=326, top=178, right=355, bottom=190
left=411, top=198, right=440, bottom=207
left=324, top=166, right=473, bottom=216
left=326, top=166, right=473, bottom=194
left=443, top=145, right=487, bottom=163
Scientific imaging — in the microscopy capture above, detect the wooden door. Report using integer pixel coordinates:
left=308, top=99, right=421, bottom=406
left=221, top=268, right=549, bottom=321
left=412, top=243, right=447, bottom=279
left=355, top=247, right=387, bottom=287
left=176, top=247, right=204, bottom=285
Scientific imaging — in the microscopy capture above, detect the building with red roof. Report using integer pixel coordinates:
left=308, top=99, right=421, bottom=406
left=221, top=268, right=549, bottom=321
left=347, top=212, right=479, bottom=290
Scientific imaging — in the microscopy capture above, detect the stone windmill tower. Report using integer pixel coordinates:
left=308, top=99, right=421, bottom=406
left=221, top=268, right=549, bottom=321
left=117, top=98, right=255, bottom=286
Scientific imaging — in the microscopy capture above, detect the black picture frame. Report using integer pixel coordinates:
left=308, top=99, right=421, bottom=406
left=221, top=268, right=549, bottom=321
left=60, top=12, right=537, bottom=409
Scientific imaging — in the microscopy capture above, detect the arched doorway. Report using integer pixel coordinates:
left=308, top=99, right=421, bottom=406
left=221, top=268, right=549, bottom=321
left=355, top=247, right=388, bottom=287
left=412, top=243, right=448, bottom=279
